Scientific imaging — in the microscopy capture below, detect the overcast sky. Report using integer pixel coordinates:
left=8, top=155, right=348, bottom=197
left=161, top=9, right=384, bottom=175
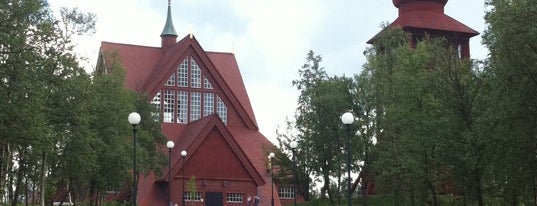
left=47, top=0, right=489, bottom=143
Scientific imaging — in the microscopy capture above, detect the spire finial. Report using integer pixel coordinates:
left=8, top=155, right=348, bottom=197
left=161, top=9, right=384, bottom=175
left=161, top=0, right=178, bottom=37
left=189, top=23, right=193, bottom=39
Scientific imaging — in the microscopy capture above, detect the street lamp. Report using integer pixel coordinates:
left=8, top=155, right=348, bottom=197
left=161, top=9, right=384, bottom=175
left=128, top=112, right=141, bottom=206
left=166, top=141, right=175, bottom=206
left=269, top=152, right=275, bottom=206
left=341, top=112, right=354, bottom=206
left=289, top=141, right=298, bottom=206
left=180, top=150, right=187, bottom=206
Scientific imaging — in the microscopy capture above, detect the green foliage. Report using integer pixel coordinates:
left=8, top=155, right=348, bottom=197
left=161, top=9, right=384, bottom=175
left=481, top=0, right=537, bottom=204
left=278, top=50, right=359, bottom=204
left=187, top=176, right=196, bottom=206
left=0, top=1, right=166, bottom=205
left=280, top=1, right=537, bottom=205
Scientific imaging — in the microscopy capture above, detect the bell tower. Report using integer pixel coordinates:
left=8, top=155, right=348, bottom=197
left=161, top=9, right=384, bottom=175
left=369, top=0, right=479, bottom=58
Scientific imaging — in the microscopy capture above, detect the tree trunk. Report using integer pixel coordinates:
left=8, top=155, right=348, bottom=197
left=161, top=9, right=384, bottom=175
left=12, top=157, right=25, bottom=206
left=511, top=189, right=517, bottom=206
left=321, top=172, right=333, bottom=204
left=428, top=181, right=438, bottom=206
left=361, top=169, right=367, bottom=206
left=533, top=172, right=537, bottom=206
left=40, top=152, right=46, bottom=206
left=475, top=170, right=483, bottom=206
left=0, top=144, right=4, bottom=203
left=410, top=186, right=415, bottom=206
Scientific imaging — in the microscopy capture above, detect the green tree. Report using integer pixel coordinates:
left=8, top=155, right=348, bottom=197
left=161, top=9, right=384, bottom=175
left=482, top=0, right=537, bottom=204
left=285, top=51, right=355, bottom=204
left=361, top=27, right=491, bottom=206
left=0, top=1, right=165, bottom=205
left=0, top=1, right=95, bottom=205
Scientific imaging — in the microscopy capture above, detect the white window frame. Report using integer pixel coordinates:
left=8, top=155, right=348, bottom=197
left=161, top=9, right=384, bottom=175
left=178, top=58, right=189, bottom=87
left=190, top=58, right=202, bottom=88
left=163, top=90, right=175, bottom=123
left=190, top=92, right=201, bottom=121
left=226, top=193, right=243, bottom=203
left=150, top=91, right=161, bottom=121
left=216, top=95, right=227, bottom=125
left=165, top=73, right=175, bottom=86
left=278, top=186, right=295, bottom=199
left=184, top=192, right=202, bottom=202
left=204, top=77, right=213, bottom=89
left=177, top=91, right=188, bottom=124
left=203, top=92, right=214, bottom=117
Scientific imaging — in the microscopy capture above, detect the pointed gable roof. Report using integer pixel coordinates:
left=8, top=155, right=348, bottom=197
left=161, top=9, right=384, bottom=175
left=98, top=35, right=258, bottom=129
left=162, top=115, right=265, bottom=186
left=206, top=52, right=258, bottom=129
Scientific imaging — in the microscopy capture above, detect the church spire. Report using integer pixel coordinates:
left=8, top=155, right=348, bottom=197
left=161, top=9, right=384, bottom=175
left=161, top=0, right=177, bottom=48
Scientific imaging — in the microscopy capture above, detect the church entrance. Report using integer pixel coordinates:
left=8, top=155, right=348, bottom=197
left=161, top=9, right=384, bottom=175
left=205, top=192, right=223, bottom=206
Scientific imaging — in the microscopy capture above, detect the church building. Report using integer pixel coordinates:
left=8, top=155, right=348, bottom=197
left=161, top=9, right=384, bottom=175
left=96, top=1, right=300, bottom=206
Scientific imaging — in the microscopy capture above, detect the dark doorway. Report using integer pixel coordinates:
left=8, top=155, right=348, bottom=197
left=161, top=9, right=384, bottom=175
left=205, top=192, right=223, bottom=206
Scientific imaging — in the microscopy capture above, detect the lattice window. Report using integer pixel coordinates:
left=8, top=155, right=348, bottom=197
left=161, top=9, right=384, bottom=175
left=177, top=91, right=188, bottom=124
left=165, top=73, right=175, bottom=86
left=163, top=90, right=175, bottom=123
left=226, top=193, right=243, bottom=203
left=150, top=91, right=161, bottom=121
left=190, top=59, right=201, bottom=88
left=216, top=95, right=227, bottom=125
left=155, top=56, right=232, bottom=125
left=177, top=58, right=189, bottom=87
left=190, top=92, right=201, bottom=121
left=279, top=187, right=295, bottom=199
left=203, top=92, right=214, bottom=117
left=184, top=192, right=202, bottom=202
left=204, top=77, right=213, bottom=89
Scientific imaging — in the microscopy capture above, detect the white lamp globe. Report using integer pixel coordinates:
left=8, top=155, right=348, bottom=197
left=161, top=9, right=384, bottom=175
left=166, top=141, right=175, bottom=149
left=290, top=141, right=298, bottom=149
left=341, top=112, right=354, bottom=125
left=128, top=112, right=141, bottom=125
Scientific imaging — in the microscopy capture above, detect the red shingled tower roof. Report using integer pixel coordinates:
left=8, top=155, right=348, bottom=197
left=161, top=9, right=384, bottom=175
left=368, top=0, right=479, bottom=44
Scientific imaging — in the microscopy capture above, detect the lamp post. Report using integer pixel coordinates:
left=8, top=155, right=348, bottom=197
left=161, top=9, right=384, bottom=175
left=341, top=112, right=354, bottom=206
left=166, top=141, right=175, bottom=206
left=289, top=141, right=298, bottom=206
left=128, top=112, right=141, bottom=206
left=269, top=152, right=275, bottom=206
left=180, top=150, right=187, bottom=206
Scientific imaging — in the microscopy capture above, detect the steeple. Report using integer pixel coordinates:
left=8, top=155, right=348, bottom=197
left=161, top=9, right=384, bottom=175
left=161, top=0, right=178, bottom=49
left=393, top=0, right=447, bottom=15
left=368, top=0, right=479, bottom=58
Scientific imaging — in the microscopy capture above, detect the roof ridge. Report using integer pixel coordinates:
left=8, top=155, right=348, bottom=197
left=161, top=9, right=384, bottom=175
left=101, top=41, right=161, bottom=49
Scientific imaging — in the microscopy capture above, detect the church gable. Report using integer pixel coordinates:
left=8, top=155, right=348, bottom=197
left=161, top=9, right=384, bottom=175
left=171, top=116, right=265, bottom=186
left=150, top=50, right=229, bottom=125
left=145, top=37, right=256, bottom=128
left=187, top=127, right=252, bottom=179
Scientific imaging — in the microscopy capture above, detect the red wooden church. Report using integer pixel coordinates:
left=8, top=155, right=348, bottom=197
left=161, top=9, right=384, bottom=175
left=95, top=1, right=301, bottom=206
